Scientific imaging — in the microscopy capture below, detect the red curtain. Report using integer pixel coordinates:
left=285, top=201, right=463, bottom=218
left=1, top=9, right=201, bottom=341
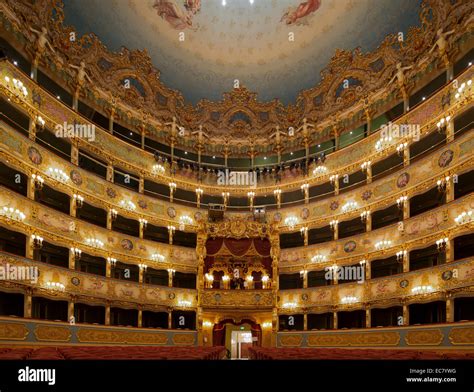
left=206, top=238, right=271, bottom=257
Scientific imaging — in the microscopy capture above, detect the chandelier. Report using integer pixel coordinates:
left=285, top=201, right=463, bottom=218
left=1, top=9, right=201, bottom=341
left=152, top=164, right=165, bottom=175
left=375, top=136, right=393, bottom=152
left=311, top=254, right=326, bottom=263
left=46, top=281, right=65, bottom=292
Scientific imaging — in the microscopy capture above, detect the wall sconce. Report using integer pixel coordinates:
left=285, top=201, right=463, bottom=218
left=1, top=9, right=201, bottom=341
left=313, top=165, right=327, bottom=176
left=71, top=247, right=82, bottom=260
left=396, top=142, right=408, bottom=156
left=341, top=296, right=358, bottom=304
left=31, top=234, right=43, bottom=249
left=375, top=240, right=392, bottom=251
left=110, top=208, right=118, bottom=221
left=274, top=189, right=281, bottom=208
left=46, top=167, right=70, bottom=183
left=411, top=285, right=434, bottom=295
left=139, top=218, right=148, bottom=229
left=359, top=259, right=367, bottom=266
left=167, top=268, right=175, bottom=276
left=178, top=300, right=192, bottom=308
left=203, top=321, right=213, bottom=328
left=0, top=207, right=25, bottom=221
left=360, top=161, right=371, bottom=172
left=4, top=76, right=28, bottom=98
left=195, top=187, right=203, bottom=208
left=454, top=79, right=472, bottom=100
left=311, top=254, right=326, bottom=263
left=46, top=281, right=65, bottom=292
left=300, top=226, right=308, bottom=237
left=222, top=274, right=230, bottom=289
left=262, top=322, right=272, bottom=329
left=342, top=201, right=358, bottom=213
left=222, top=192, right=230, bottom=206
left=86, top=238, right=104, bottom=248
left=205, top=273, right=214, bottom=289
left=167, top=225, right=176, bottom=244
left=436, top=176, right=450, bottom=193
left=31, top=174, right=44, bottom=190
left=169, top=182, right=177, bottom=202
left=119, top=200, right=136, bottom=211
left=138, top=263, right=148, bottom=271
left=396, top=250, right=407, bottom=263
left=179, top=215, right=193, bottom=231
left=281, top=302, right=297, bottom=309
left=455, top=211, right=473, bottom=225
left=436, top=237, right=449, bottom=252
left=152, top=164, right=165, bottom=175
left=73, top=194, right=84, bottom=208
left=396, top=195, right=408, bottom=209
left=329, top=174, right=339, bottom=185
left=299, top=269, right=307, bottom=278
left=262, top=275, right=270, bottom=289
left=151, top=253, right=165, bottom=262
left=329, top=220, right=338, bottom=231
left=35, top=115, right=45, bottom=129
left=107, top=257, right=117, bottom=266
left=360, top=210, right=370, bottom=222
left=300, top=183, right=309, bottom=192
left=375, top=136, right=393, bottom=152
left=436, top=116, right=451, bottom=133
left=284, top=216, right=298, bottom=230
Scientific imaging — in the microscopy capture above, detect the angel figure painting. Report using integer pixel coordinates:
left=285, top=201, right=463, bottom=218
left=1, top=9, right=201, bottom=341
left=281, top=0, right=322, bottom=25
left=153, top=0, right=201, bottom=30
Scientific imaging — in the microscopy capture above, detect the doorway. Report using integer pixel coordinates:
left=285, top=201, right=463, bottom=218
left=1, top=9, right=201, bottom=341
left=231, top=330, right=253, bottom=359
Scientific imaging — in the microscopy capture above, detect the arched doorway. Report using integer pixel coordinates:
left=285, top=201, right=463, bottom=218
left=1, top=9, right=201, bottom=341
left=212, top=318, right=262, bottom=359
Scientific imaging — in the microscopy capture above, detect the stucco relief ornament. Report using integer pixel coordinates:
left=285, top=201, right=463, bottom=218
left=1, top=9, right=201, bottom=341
left=29, top=26, right=54, bottom=66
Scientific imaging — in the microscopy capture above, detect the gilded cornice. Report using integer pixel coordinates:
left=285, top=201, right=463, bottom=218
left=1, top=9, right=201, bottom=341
left=0, top=0, right=472, bottom=154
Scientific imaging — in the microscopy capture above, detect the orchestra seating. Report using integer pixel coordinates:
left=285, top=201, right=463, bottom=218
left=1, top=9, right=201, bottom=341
left=0, top=346, right=226, bottom=360
left=248, top=347, right=474, bottom=360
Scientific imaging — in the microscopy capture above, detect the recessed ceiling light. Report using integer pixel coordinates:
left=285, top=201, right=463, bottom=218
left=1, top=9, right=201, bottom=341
left=57, top=95, right=61, bottom=100
left=13, top=61, right=18, bottom=66
left=212, top=156, right=216, bottom=159
left=422, top=97, right=426, bottom=101
left=130, top=132, right=133, bottom=136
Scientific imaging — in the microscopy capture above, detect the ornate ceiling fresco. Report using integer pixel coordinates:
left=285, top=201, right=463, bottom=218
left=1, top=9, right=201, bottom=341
left=1, top=0, right=472, bottom=155
left=63, top=0, right=421, bottom=105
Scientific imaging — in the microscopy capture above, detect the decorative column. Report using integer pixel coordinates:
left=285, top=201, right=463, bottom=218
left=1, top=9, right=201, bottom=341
left=106, top=164, right=114, bottom=183
left=365, top=308, right=371, bottom=328
left=167, top=225, right=175, bottom=245
left=106, top=258, right=112, bottom=278
left=68, top=299, right=75, bottom=322
left=70, top=195, right=77, bottom=218
left=169, top=182, right=176, bottom=203
left=446, top=115, right=455, bottom=142
left=28, top=116, right=37, bottom=141
left=446, top=294, right=454, bottom=323
left=269, top=229, right=280, bottom=347
left=402, top=303, right=409, bottom=326
left=105, top=303, right=111, bottom=326
left=247, top=192, right=255, bottom=211
left=168, top=310, right=173, bottom=329
left=362, top=162, right=372, bottom=184
left=332, top=122, right=340, bottom=151
left=108, top=104, right=115, bottom=134
left=445, top=238, right=454, bottom=263
left=24, top=288, right=32, bottom=318
left=446, top=176, right=455, bottom=203
left=196, top=224, right=207, bottom=344
left=302, top=270, right=308, bottom=289
left=333, top=311, right=338, bottom=329
left=25, top=235, right=34, bottom=259
left=107, top=208, right=116, bottom=230
left=330, top=175, right=339, bottom=196
left=139, top=218, right=147, bottom=239
left=168, top=269, right=174, bottom=287
left=274, top=189, right=281, bottom=209
left=303, top=312, right=308, bottom=331
left=301, top=183, right=309, bottom=204
left=138, top=307, right=143, bottom=328
left=364, top=259, right=371, bottom=280
left=196, top=188, right=203, bottom=208
left=139, top=176, right=144, bottom=194
left=330, top=220, right=338, bottom=241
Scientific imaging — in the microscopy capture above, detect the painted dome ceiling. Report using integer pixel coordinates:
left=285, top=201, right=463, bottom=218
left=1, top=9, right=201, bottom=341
left=63, top=0, right=422, bottom=105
